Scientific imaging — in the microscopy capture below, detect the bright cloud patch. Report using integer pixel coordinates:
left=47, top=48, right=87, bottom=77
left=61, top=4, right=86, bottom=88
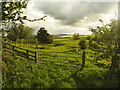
left=23, top=1, right=117, bottom=35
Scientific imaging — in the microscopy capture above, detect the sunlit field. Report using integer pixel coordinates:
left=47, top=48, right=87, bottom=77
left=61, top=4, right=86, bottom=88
left=1, top=1, right=119, bottom=89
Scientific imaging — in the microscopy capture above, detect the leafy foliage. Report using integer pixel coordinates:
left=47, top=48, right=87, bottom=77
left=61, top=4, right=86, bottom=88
left=1, top=0, right=46, bottom=24
left=1, top=1, right=28, bottom=24
left=89, top=19, right=119, bottom=68
left=73, top=33, right=80, bottom=40
left=78, top=38, right=88, bottom=49
left=1, top=0, right=46, bottom=39
left=36, top=27, right=53, bottom=44
left=7, top=24, right=33, bottom=41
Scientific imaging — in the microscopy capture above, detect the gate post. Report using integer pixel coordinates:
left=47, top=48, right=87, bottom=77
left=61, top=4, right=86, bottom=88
left=82, top=50, right=86, bottom=68
left=26, top=50, right=29, bottom=60
left=12, top=45, right=15, bottom=55
left=35, top=51, right=38, bottom=64
left=12, top=46, right=15, bottom=51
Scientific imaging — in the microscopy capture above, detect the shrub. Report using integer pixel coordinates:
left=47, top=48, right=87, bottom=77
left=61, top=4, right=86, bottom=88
left=78, top=38, right=88, bottom=49
left=76, top=66, right=103, bottom=88
left=73, top=33, right=80, bottom=40
left=89, top=40, right=99, bottom=50
left=86, top=35, right=93, bottom=40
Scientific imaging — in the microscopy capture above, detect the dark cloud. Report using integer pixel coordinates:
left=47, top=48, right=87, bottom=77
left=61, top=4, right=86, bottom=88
left=34, top=2, right=116, bottom=25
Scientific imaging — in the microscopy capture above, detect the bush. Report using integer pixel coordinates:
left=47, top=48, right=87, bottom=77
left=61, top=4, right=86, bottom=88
left=76, top=66, right=103, bottom=88
left=78, top=38, right=88, bottom=49
left=86, top=35, right=93, bottom=40
left=7, top=33, right=17, bottom=41
left=89, top=40, right=99, bottom=50
left=73, top=33, right=80, bottom=40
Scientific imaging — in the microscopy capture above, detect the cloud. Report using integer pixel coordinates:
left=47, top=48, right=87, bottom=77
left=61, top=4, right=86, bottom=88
left=35, top=2, right=116, bottom=25
left=23, top=1, right=117, bottom=35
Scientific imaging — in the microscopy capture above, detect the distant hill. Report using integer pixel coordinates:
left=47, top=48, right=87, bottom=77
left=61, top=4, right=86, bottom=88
left=53, top=33, right=72, bottom=36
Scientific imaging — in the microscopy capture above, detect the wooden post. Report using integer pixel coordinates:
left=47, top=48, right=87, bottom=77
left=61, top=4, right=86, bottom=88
left=12, top=45, right=15, bottom=55
left=12, top=46, right=15, bottom=51
left=82, top=50, right=86, bottom=68
left=26, top=50, right=29, bottom=60
left=35, top=51, right=38, bottom=64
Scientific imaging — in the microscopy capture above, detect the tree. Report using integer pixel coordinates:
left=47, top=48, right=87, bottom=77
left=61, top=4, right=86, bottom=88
left=90, top=19, right=119, bottom=69
left=73, top=33, right=80, bottom=40
left=1, top=0, right=46, bottom=24
left=7, top=24, right=33, bottom=41
left=36, top=27, right=53, bottom=44
left=1, top=0, right=46, bottom=38
left=1, top=0, right=28, bottom=24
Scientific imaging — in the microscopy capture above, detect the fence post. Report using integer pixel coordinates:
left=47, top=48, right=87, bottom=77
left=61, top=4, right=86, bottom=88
left=12, top=45, right=15, bottom=55
left=35, top=51, right=38, bottom=64
left=26, top=50, right=29, bottom=60
left=82, top=50, right=86, bottom=68
left=12, top=45, right=15, bottom=51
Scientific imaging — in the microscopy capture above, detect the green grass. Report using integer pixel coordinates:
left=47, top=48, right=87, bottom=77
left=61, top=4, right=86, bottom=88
left=2, top=35, right=119, bottom=88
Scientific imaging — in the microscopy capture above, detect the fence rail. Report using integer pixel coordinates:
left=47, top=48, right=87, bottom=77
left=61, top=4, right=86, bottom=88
left=38, top=50, right=82, bottom=55
left=3, top=43, right=84, bottom=67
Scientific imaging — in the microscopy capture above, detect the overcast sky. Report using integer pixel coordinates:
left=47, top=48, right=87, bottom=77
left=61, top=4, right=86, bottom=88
left=23, top=1, right=118, bottom=35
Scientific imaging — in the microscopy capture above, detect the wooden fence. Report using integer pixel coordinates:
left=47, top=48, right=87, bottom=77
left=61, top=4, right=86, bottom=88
left=3, top=43, right=85, bottom=68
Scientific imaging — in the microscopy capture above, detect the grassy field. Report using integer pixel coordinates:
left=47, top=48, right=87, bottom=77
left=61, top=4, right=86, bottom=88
left=2, top=35, right=119, bottom=88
